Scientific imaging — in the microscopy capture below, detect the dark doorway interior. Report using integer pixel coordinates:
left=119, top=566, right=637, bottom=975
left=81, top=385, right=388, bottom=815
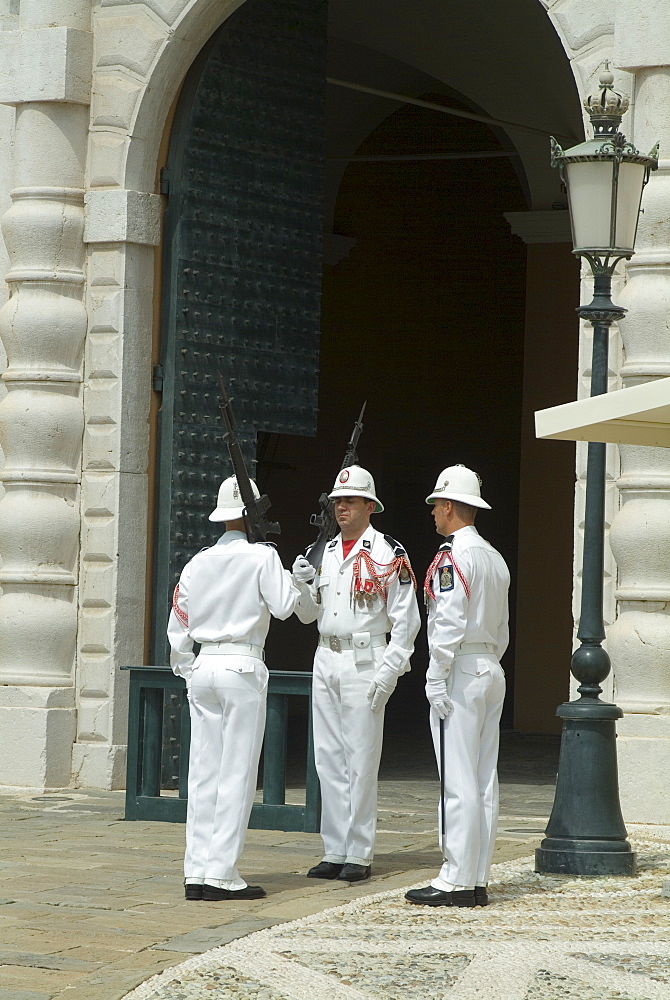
left=262, top=96, right=528, bottom=736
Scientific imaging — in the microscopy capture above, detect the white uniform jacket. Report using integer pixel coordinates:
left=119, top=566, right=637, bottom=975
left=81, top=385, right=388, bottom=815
left=167, top=531, right=299, bottom=680
left=427, top=525, right=510, bottom=679
left=295, top=524, right=420, bottom=677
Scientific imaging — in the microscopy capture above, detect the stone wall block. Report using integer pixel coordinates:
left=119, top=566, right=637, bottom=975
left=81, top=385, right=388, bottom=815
left=610, top=492, right=670, bottom=599
left=618, top=258, right=670, bottom=379
left=0, top=383, right=83, bottom=479
left=614, top=1, right=670, bottom=70
left=90, top=72, right=143, bottom=130
left=0, top=28, right=92, bottom=106
left=0, top=704, right=76, bottom=787
left=618, top=728, right=670, bottom=825
left=89, top=290, right=122, bottom=343
left=80, top=554, right=115, bottom=609
left=632, top=71, right=670, bottom=151
left=0, top=284, right=86, bottom=375
left=80, top=488, right=115, bottom=593
left=95, top=10, right=167, bottom=78
left=79, top=606, right=114, bottom=651
left=0, top=483, right=79, bottom=579
left=0, top=685, right=74, bottom=710
left=15, top=105, right=89, bottom=186
left=2, top=190, right=85, bottom=279
left=83, top=378, right=149, bottom=476
left=83, top=264, right=152, bottom=478
left=84, top=190, right=161, bottom=246
left=74, top=698, right=110, bottom=743
left=80, top=469, right=117, bottom=513
left=79, top=655, right=113, bottom=699
left=88, top=133, right=128, bottom=189
left=20, top=0, right=91, bottom=30
left=617, top=442, right=670, bottom=482
left=608, top=608, right=670, bottom=711
left=100, top=0, right=189, bottom=27
left=81, top=500, right=116, bottom=566
left=84, top=384, right=120, bottom=472
left=71, top=740, right=127, bottom=790
left=627, top=170, right=670, bottom=254
left=0, top=585, right=77, bottom=685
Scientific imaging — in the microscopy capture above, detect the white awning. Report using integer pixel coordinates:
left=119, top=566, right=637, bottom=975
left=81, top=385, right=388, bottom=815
left=535, top=377, right=670, bottom=448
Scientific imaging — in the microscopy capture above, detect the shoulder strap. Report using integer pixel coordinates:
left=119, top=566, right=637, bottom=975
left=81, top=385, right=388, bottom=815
left=383, top=533, right=406, bottom=557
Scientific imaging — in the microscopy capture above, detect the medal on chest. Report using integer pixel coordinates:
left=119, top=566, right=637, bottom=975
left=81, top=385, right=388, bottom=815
left=354, top=577, right=377, bottom=609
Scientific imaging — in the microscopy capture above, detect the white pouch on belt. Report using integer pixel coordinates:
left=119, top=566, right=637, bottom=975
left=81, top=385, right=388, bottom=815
left=352, top=631, right=373, bottom=665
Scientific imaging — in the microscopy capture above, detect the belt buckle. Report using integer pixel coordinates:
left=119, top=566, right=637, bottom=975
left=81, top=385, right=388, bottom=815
left=329, top=636, right=341, bottom=653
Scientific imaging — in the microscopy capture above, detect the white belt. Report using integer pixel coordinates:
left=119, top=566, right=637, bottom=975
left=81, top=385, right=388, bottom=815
left=199, top=641, right=264, bottom=660
left=319, top=634, right=388, bottom=653
left=456, top=642, right=495, bottom=655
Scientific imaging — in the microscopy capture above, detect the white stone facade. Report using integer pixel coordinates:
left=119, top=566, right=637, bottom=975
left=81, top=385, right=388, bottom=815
left=0, top=0, right=668, bottom=823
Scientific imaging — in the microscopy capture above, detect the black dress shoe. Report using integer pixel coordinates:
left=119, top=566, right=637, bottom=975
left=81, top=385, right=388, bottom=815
left=475, top=886, right=489, bottom=906
left=307, top=861, right=344, bottom=879
left=184, top=883, right=203, bottom=901
left=405, top=885, right=476, bottom=907
left=202, top=884, right=266, bottom=901
left=337, top=863, right=371, bottom=882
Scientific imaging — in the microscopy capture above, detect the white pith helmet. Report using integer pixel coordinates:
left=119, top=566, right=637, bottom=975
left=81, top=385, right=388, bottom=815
left=425, top=465, right=491, bottom=510
left=209, top=475, right=260, bottom=522
left=328, top=465, right=384, bottom=513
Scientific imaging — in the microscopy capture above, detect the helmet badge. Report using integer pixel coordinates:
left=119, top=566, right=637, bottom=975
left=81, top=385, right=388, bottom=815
left=339, top=470, right=350, bottom=483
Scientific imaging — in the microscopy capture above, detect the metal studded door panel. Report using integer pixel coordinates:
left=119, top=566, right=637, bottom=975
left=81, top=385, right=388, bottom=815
left=152, top=0, right=326, bottom=663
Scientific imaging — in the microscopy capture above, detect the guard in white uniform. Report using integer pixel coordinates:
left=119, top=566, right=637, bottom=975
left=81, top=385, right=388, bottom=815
left=405, top=465, right=510, bottom=908
left=292, top=466, right=421, bottom=882
left=168, top=476, right=299, bottom=902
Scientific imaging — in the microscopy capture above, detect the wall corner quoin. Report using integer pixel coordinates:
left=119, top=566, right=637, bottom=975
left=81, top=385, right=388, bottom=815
left=84, top=189, right=162, bottom=246
left=71, top=742, right=127, bottom=790
left=0, top=701, right=76, bottom=788
left=0, top=27, right=93, bottom=107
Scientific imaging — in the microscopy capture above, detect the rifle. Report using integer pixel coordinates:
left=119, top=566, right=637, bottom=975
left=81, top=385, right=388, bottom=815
left=306, top=401, right=366, bottom=570
left=217, top=373, right=280, bottom=543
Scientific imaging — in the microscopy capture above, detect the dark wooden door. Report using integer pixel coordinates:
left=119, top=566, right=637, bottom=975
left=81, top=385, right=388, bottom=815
left=152, top=0, right=326, bottom=663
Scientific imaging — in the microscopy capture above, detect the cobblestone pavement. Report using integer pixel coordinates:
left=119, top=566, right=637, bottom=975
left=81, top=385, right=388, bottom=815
left=2, top=734, right=666, bottom=1000
left=124, top=836, right=670, bottom=1000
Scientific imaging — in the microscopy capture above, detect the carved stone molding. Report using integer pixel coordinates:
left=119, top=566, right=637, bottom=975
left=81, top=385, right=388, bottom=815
left=0, top=0, right=91, bottom=786
left=605, top=69, right=670, bottom=823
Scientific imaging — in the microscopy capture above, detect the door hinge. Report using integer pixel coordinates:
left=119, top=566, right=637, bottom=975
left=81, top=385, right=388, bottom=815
left=159, top=167, right=170, bottom=196
left=153, top=364, right=164, bottom=392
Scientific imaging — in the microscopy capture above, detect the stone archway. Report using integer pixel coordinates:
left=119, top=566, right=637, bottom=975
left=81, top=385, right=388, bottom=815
left=11, top=0, right=670, bottom=822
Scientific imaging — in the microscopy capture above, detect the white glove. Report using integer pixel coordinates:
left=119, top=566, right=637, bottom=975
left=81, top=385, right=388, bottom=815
left=425, top=677, right=454, bottom=719
left=367, top=664, right=398, bottom=713
left=292, top=555, right=315, bottom=585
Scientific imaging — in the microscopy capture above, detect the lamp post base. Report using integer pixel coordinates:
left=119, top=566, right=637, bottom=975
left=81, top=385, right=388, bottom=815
left=535, top=842, right=636, bottom=876
left=534, top=699, right=635, bottom=877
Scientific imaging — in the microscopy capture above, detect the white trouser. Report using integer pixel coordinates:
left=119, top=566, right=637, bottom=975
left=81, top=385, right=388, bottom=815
left=184, top=654, right=268, bottom=881
left=430, top=653, right=506, bottom=888
left=312, top=644, right=386, bottom=865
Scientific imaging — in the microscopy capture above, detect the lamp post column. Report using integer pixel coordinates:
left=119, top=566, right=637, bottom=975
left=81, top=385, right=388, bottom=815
left=534, top=65, right=657, bottom=876
left=535, top=272, right=635, bottom=875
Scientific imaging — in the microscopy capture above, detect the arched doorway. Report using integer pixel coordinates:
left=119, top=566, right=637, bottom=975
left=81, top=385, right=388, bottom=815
left=151, top=0, right=582, bottom=754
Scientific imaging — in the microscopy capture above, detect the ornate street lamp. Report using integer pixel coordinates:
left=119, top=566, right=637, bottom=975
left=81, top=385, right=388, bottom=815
left=535, top=65, right=658, bottom=876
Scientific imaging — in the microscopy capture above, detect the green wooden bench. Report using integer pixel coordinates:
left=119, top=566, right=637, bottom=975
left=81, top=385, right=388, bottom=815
left=122, top=665, right=320, bottom=832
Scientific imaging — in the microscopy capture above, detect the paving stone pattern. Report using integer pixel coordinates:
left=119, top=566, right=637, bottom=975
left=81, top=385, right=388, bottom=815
left=124, top=839, right=670, bottom=1000
left=0, top=732, right=604, bottom=1000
